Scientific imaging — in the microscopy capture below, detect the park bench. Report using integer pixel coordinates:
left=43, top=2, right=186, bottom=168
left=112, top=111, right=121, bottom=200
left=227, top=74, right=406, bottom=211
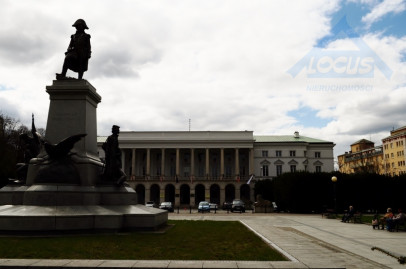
left=322, top=208, right=336, bottom=218
left=395, top=221, right=406, bottom=232
left=349, top=212, right=363, bottom=223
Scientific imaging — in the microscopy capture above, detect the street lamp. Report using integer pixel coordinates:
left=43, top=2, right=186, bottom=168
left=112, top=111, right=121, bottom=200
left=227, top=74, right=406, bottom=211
left=331, top=176, right=337, bottom=213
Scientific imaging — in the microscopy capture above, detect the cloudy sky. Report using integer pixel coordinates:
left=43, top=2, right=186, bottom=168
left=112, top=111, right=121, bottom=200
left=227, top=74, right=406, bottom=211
left=1, top=0, right=405, bottom=163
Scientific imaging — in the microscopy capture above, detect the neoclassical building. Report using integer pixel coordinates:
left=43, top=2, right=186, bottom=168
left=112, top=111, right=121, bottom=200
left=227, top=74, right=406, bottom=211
left=98, top=131, right=335, bottom=207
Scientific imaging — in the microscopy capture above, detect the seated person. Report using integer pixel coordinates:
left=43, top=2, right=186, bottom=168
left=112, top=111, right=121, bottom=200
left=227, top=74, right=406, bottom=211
left=342, top=205, right=355, bottom=222
left=380, top=208, right=393, bottom=230
left=387, top=209, right=405, bottom=231
left=372, top=214, right=379, bottom=229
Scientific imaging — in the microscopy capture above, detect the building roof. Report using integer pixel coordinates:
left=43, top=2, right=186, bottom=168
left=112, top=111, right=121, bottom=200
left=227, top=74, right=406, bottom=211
left=254, top=135, right=333, bottom=144
left=98, top=133, right=333, bottom=145
left=382, top=125, right=406, bottom=141
left=350, top=139, right=374, bottom=146
left=392, top=125, right=406, bottom=133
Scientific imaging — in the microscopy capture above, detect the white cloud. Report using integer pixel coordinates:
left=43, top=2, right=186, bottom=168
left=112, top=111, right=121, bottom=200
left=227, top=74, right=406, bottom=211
left=1, top=0, right=406, bottom=162
left=362, top=0, right=406, bottom=26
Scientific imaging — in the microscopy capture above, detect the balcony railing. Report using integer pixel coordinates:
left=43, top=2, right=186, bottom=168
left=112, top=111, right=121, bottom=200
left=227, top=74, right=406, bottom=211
left=127, top=175, right=250, bottom=182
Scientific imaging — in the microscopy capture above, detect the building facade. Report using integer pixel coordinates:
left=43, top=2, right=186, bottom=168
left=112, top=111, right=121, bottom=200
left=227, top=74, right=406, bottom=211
left=337, top=139, right=384, bottom=174
left=254, top=131, right=335, bottom=178
left=98, top=131, right=335, bottom=207
left=382, top=126, right=406, bottom=176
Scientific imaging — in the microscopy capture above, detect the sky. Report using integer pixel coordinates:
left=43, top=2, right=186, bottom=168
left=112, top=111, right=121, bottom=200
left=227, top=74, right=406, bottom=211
left=1, top=0, right=406, bottom=165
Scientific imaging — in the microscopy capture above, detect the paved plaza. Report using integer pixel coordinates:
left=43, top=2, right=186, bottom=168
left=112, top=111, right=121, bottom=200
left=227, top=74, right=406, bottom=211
left=0, top=213, right=405, bottom=268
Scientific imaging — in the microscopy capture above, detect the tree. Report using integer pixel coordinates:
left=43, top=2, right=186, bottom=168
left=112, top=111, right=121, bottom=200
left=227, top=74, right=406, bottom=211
left=0, top=112, right=30, bottom=187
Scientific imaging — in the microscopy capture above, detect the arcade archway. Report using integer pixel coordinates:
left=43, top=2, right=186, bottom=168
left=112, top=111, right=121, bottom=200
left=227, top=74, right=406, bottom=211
left=165, top=184, right=175, bottom=204
left=195, top=184, right=205, bottom=205
left=180, top=184, right=190, bottom=205
left=150, top=184, right=160, bottom=204
left=225, top=184, right=235, bottom=202
left=135, top=184, right=145, bottom=205
left=210, top=184, right=220, bottom=204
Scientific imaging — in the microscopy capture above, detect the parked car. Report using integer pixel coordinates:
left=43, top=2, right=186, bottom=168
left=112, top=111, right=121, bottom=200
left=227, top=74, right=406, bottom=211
left=222, top=201, right=232, bottom=210
left=231, top=199, right=245, bottom=213
left=198, top=201, right=210, bottom=213
left=209, top=203, right=218, bottom=210
left=145, top=201, right=157, bottom=208
left=159, top=201, right=174, bottom=212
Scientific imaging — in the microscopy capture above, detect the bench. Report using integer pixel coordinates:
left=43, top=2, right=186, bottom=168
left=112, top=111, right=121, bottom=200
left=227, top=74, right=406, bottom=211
left=395, top=221, right=406, bottom=232
left=350, top=212, right=363, bottom=223
left=322, top=209, right=336, bottom=218
left=342, top=212, right=362, bottom=223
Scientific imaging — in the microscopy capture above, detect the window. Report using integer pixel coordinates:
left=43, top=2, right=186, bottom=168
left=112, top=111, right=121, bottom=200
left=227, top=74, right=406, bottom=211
left=316, top=166, right=321, bottom=172
left=276, top=165, right=282, bottom=176
left=184, top=167, right=190, bottom=177
left=211, top=166, right=218, bottom=178
left=225, top=166, right=232, bottom=177
left=262, top=165, right=269, bottom=176
left=289, top=150, right=296, bottom=157
left=170, top=166, right=176, bottom=176
left=276, top=150, right=282, bottom=157
left=198, top=166, right=204, bottom=177
left=262, top=150, right=268, bottom=157
left=290, top=165, right=296, bottom=172
left=315, top=152, right=321, bottom=158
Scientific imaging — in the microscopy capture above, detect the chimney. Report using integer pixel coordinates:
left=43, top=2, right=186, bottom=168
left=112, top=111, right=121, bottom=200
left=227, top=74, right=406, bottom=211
left=294, top=131, right=299, bottom=138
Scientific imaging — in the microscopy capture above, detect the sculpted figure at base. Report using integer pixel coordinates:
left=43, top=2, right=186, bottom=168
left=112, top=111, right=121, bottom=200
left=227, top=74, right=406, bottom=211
left=102, top=125, right=127, bottom=186
left=34, top=133, right=87, bottom=184
left=56, top=19, right=91, bottom=80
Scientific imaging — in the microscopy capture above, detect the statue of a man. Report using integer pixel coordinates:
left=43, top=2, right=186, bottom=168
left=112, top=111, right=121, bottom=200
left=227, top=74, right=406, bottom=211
left=56, top=19, right=91, bottom=80
left=102, top=125, right=127, bottom=186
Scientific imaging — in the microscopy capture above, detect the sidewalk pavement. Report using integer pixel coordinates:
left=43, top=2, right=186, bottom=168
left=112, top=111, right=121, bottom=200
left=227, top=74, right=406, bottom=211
left=1, top=213, right=405, bottom=268
left=169, top=212, right=406, bottom=269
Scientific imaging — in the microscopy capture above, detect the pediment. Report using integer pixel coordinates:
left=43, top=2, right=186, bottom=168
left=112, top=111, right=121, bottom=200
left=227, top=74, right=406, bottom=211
left=274, top=159, right=284, bottom=165
left=260, top=160, right=271, bottom=165
left=288, top=159, right=298, bottom=165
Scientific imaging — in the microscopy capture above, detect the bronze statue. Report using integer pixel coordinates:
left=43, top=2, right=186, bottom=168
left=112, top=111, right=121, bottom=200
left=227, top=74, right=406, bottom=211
left=44, top=134, right=87, bottom=160
left=56, top=19, right=91, bottom=80
left=102, top=125, right=126, bottom=186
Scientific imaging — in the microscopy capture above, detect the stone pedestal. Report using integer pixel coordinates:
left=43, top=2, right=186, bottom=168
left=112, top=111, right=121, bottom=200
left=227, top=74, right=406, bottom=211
left=45, top=80, right=101, bottom=156
left=27, top=80, right=104, bottom=186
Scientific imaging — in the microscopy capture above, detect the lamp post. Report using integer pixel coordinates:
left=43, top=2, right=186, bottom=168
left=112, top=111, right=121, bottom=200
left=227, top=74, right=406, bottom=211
left=331, top=176, right=337, bottom=213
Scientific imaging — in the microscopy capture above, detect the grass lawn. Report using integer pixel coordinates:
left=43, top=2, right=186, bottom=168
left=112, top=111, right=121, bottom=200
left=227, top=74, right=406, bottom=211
left=0, top=220, right=287, bottom=261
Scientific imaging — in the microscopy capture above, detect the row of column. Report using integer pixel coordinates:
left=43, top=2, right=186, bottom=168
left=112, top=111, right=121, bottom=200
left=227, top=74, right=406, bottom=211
left=141, top=184, right=246, bottom=206
left=124, top=148, right=254, bottom=179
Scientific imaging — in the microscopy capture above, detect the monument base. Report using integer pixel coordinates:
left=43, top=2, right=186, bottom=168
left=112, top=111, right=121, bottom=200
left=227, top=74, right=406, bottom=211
left=0, top=205, right=167, bottom=231
left=0, top=185, right=168, bottom=231
left=0, top=185, right=138, bottom=206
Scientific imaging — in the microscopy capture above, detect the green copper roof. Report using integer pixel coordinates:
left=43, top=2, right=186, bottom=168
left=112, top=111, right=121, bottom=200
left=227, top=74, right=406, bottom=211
left=254, top=135, right=333, bottom=143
